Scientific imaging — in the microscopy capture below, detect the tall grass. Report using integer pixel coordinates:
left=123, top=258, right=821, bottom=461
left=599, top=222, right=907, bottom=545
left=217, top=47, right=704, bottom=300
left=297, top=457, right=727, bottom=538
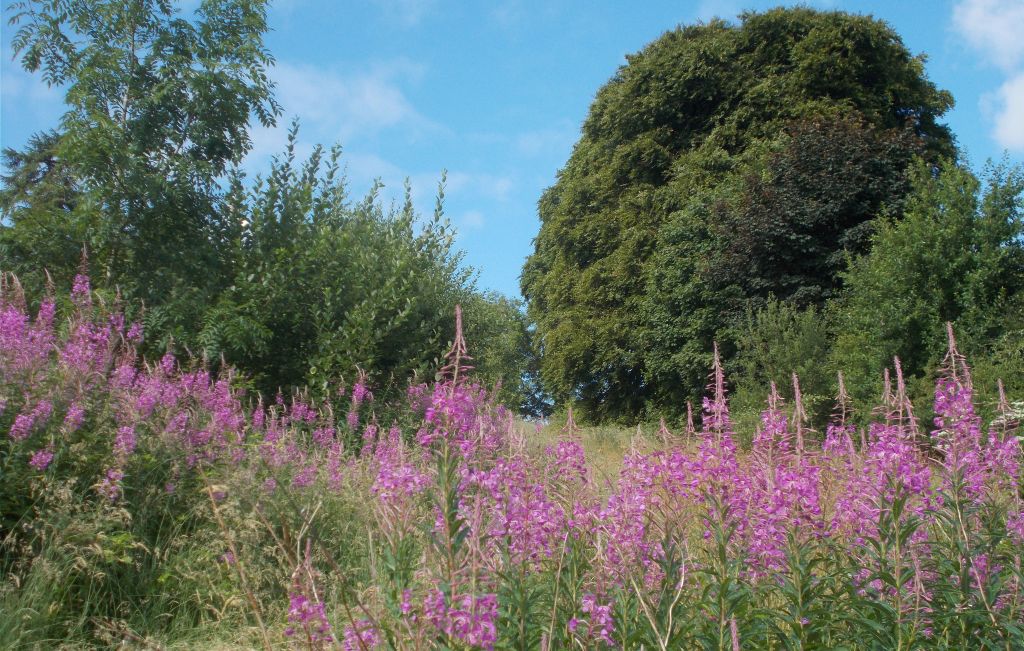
left=2, top=275, right=1022, bottom=649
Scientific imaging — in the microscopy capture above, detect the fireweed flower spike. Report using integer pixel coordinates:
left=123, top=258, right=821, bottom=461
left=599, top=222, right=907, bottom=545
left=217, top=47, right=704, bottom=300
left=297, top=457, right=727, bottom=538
left=28, top=444, right=54, bottom=471
left=4, top=276, right=1024, bottom=647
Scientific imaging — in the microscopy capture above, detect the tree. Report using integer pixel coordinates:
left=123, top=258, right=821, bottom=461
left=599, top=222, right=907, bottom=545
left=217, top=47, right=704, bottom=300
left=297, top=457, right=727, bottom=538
left=182, top=128, right=463, bottom=397
left=522, top=7, right=953, bottom=421
left=3, top=0, right=280, bottom=302
left=831, top=159, right=1024, bottom=409
left=180, top=127, right=536, bottom=410
left=714, top=114, right=923, bottom=305
left=458, top=290, right=552, bottom=416
left=0, top=130, right=83, bottom=291
left=2, top=2, right=538, bottom=414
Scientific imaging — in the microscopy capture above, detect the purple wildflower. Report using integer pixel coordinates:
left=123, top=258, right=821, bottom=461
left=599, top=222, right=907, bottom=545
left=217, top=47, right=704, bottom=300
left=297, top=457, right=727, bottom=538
left=291, top=462, right=319, bottom=489
left=1008, top=510, right=1024, bottom=544
left=342, top=620, right=379, bottom=650
left=29, top=445, right=54, bottom=470
left=71, top=274, right=91, bottom=304
left=113, top=425, right=137, bottom=457
left=97, top=467, right=125, bottom=501
left=63, top=402, right=86, bottom=432
left=285, top=592, right=333, bottom=644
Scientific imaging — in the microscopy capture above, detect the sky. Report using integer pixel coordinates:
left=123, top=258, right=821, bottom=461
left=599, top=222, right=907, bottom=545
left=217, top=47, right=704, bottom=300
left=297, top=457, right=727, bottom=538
left=3, top=0, right=1024, bottom=300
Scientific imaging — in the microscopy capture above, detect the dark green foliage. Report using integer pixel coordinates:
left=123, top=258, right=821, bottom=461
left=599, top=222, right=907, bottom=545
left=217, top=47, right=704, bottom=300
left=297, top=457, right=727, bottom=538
left=732, top=300, right=831, bottom=401
left=522, top=7, right=953, bottom=421
left=0, top=130, right=83, bottom=294
left=459, top=291, right=545, bottom=415
left=186, top=128, right=455, bottom=397
left=924, top=473, right=1020, bottom=649
left=716, top=114, right=923, bottom=305
left=170, top=126, right=535, bottom=407
left=639, top=195, right=739, bottom=420
left=763, top=537, right=847, bottom=649
left=832, top=159, right=1024, bottom=410
left=729, top=299, right=834, bottom=433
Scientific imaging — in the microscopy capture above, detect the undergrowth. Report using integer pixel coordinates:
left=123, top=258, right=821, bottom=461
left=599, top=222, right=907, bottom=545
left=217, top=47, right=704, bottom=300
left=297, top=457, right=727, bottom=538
left=2, top=276, right=1022, bottom=649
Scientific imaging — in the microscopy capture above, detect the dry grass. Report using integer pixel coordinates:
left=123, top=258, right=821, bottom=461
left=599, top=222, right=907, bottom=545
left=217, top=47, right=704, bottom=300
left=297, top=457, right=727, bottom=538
left=517, top=417, right=859, bottom=523
left=518, top=419, right=699, bottom=490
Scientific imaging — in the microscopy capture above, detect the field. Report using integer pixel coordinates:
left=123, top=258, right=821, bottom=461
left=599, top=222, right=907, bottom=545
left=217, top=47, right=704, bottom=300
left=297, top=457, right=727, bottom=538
left=2, top=277, right=1023, bottom=650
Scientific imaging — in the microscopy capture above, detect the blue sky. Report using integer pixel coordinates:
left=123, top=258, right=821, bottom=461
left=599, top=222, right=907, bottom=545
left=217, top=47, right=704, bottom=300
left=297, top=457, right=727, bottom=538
left=3, top=0, right=1023, bottom=300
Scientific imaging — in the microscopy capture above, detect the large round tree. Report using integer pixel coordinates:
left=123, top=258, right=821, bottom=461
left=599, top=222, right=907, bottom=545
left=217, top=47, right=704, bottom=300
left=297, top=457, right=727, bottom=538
left=521, top=7, right=954, bottom=421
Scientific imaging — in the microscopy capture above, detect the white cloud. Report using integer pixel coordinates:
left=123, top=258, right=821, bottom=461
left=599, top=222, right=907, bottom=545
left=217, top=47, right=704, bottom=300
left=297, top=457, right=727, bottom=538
left=459, top=210, right=485, bottom=230
left=273, top=60, right=431, bottom=140
left=240, top=124, right=294, bottom=180
left=951, top=1, right=1024, bottom=152
left=464, top=124, right=578, bottom=158
left=243, top=58, right=436, bottom=172
left=346, top=151, right=406, bottom=181
left=515, top=123, right=578, bottom=157
left=372, top=0, right=436, bottom=28
left=991, top=73, right=1024, bottom=150
left=445, top=171, right=514, bottom=202
left=233, top=57, right=513, bottom=234
left=952, top=0, right=1024, bottom=72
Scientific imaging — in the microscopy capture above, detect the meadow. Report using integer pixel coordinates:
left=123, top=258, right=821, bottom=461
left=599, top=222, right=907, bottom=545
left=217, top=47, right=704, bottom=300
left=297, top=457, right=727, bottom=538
left=2, top=274, right=1022, bottom=650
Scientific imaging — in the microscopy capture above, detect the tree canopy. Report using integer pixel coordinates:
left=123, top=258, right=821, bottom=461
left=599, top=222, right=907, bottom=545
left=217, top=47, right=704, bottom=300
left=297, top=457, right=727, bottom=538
left=3, top=0, right=280, bottom=302
left=831, top=159, right=1024, bottom=408
left=1, top=0, right=537, bottom=412
left=522, top=7, right=955, bottom=421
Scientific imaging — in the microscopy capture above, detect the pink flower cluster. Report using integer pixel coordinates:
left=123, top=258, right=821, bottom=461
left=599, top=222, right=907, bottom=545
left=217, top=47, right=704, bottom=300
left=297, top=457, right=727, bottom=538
left=28, top=445, right=54, bottom=471
left=5, top=277, right=1023, bottom=646
left=2, top=276, right=350, bottom=501
left=932, top=377, right=1021, bottom=495
left=415, top=382, right=507, bottom=457
left=570, top=593, right=615, bottom=646
left=8, top=399, right=53, bottom=442
left=831, top=421, right=933, bottom=544
left=342, top=619, right=379, bottom=650
left=373, top=456, right=431, bottom=505
left=463, top=454, right=568, bottom=565
left=424, top=589, right=498, bottom=650
left=285, top=592, right=333, bottom=644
